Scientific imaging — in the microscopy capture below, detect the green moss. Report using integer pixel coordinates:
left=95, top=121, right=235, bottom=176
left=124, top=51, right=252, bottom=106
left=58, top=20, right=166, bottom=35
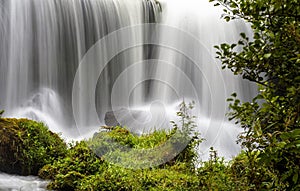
left=77, top=166, right=199, bottom=191
left=36, top=102, right=251, bottom=190
left=39, top=139, right=202, bottom=191
left=37, top=125, right=204, bottom=190
left=37, top=127, right=269, bottom=191
left=38, top=101, right=204, bottom=190
left=0, top=118, right=67, bottom=175
left=39, top=141, right=105, bottom=190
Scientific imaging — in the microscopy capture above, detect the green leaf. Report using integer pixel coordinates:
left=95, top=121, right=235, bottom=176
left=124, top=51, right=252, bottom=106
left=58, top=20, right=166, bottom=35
left=263, top=53, right=272, bottom=59
left=293, top=173, right=298, bottom=184
left=231, top=44, right=237, bottom=49
left=227, top=98, right=234, bottom=102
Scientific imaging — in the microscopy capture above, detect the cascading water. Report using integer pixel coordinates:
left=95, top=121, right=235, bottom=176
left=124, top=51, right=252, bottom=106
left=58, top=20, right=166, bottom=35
left=155, top=0, right=257, bottom=158
left=0, top=0, right=157, bottom=138
left=0, top=0, right=257, bottom=187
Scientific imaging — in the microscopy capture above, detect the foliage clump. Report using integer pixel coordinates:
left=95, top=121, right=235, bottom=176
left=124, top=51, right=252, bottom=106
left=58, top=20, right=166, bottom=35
left=210, top=0, right=300, bottom=189
left=37, top=101, right=260, bottom=191
left=39, top=141, right=104, bottom=190
left=0, top=118, right=67, bottom=175
left=40, top=139, right=202, bottom=191
left=39, top=129, right=202, bottom=190
left=38, top=101, right=205, bottom=190
left=89, top=101, right=202, bottom=170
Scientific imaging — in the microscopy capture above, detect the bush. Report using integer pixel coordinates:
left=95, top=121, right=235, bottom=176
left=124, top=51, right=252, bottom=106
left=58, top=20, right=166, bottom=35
left=89, top=127, right=173, bottom=169
left=210, top=0, right=300, bottom=189
left=0, top=118, right=67, bottom=175
left=40, top=142, right=202, bottom=191
left=88, top=101, right=202, bottom=170
left=39, top=127, right=201, bottom=190
left=77, top=167, right=200, bottom=191
left=38, top=101, right=204, bottom=190
left=39, top=141, right=105, bottom=190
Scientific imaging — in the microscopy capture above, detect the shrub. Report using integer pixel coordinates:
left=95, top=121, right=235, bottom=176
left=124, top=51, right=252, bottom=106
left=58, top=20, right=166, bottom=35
left=38, top=101, right=204, bottom=190
left=88, top=101, right=202, bottom=169
left=210, top=0, right=300, bottom=189
left=39, top=141, right=104, bottom=190
left=39, top=128, right=201, bottom=190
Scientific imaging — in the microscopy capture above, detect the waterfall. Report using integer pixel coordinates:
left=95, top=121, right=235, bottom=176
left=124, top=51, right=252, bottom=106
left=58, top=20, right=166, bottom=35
left=0, top=0, right=256, bottom=158
left=0, top=0, right=154, bottom=137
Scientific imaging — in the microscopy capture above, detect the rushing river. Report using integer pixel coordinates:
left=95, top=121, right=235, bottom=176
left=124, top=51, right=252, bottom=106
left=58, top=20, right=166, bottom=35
left=0, top=173, right=48, bottom=191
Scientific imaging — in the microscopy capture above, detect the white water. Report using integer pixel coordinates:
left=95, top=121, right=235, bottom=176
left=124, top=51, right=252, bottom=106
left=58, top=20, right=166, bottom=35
left=0, top=0, right=256, bottom=186
left=0, top=173, right=48, bottom=191
left=157, top=0, right=256, bottom=158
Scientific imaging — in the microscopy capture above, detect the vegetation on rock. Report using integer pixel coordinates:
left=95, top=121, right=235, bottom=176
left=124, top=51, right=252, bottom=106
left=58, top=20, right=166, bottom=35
left=0, top=118, right=67, bottom=175
left=38, top=139, right=263, bottom=190
left=39, top=140, right=202, bottom=191
left=38, top=101, right=204, bottom=190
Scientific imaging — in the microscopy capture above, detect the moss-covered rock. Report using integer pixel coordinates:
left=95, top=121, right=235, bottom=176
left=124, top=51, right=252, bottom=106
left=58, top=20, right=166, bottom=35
left=38, top=127, right=202, bottom=190
left=39, top=141, right=105, bottom=190
left=0, top=118, right=67, bottom=175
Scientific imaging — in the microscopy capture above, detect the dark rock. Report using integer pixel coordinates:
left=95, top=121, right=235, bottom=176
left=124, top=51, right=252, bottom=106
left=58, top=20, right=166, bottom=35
left=104, top=109, right=128, bottom=126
